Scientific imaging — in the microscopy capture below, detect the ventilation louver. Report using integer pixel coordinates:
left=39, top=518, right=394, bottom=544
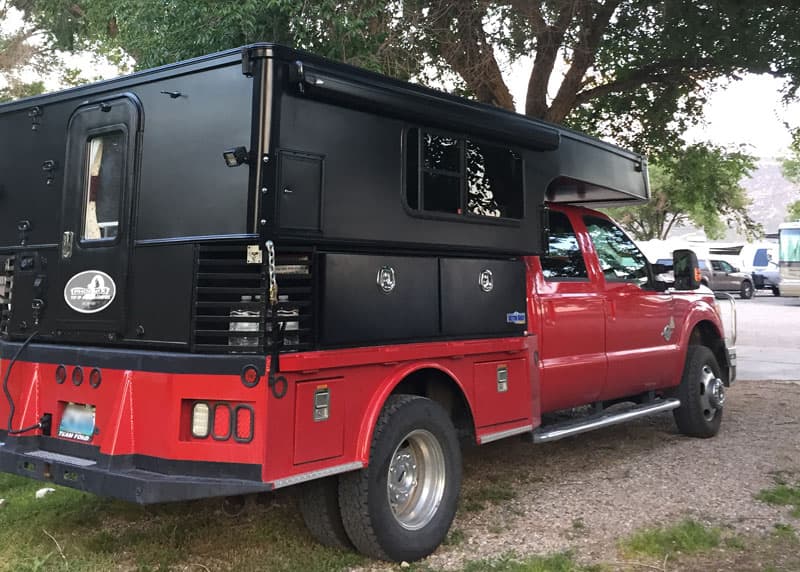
left=0, top=256, right=14, bottom=337
left=192, top=245, right=315, bottom=354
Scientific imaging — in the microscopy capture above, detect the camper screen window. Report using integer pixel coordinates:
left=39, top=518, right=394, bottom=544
left=406, top=128, right=523, bottom=220
left=83, top=131, right=125, bottom=241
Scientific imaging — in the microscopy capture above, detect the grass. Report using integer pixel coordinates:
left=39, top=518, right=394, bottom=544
left=0, top=474, right=364, bottom=572
left=619, top=519, right=721, bottom=558
left=756, top=481, right=800, bottom=517
left=459, top=552, right=602, bottom=572
left=461, top=477, right=517, bottom=513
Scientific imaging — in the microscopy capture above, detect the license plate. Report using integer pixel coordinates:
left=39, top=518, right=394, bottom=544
left=58, top=403, right=96, bottom=442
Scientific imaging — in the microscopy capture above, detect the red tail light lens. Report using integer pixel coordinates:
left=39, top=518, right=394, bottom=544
left=235, top=406, right=254, bottom=443
left=212, top=403, right=232, bottom=440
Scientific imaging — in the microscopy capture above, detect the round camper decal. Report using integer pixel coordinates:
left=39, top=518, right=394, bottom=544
left=64, top=270, right=117, bottom=314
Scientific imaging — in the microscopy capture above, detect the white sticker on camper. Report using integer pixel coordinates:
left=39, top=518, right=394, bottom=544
left=64, top=270, right=116, bottom=314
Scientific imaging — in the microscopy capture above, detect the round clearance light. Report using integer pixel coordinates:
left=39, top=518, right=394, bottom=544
left=191, top=402, right=210, bottom=438
left=72, top=366, right=84, bottom=386
left=241, top=365, right=260, bottom=388
left=55, top=365, right=67, bottom=385
left=89, top=368, right=102, bottom=388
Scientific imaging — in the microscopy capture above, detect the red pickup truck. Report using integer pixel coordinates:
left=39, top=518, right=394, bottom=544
left=0, top=44, right=734, bottom=564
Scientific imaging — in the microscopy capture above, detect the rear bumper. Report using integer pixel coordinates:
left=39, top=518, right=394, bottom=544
left=0, top=434, right=271, bottom=504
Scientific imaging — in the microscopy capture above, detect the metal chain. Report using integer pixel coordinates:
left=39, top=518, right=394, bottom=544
left=266, top=240, right=278, bottom=304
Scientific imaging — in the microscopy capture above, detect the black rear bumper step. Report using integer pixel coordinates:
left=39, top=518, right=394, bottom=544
left=0, top=442, right=271, bottom=504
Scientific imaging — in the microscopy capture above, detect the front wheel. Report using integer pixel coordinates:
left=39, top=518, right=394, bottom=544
left=772, top=286, right=781, bottom=297
left=673, top=345, right=725, bottom=438
left=740, top=280, right=754, bottom=299
left=339, top=395, right=461, bottom=562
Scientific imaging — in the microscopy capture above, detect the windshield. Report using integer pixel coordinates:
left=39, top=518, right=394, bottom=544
left=780, top=229, right=800, bottom=262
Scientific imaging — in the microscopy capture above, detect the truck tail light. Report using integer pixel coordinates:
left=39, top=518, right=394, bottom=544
left=234, top=405, right=254, bottom=443
left=55, top=365, right=67, bottom=384
left=212, top=403, right=232, bottom=440
left=191, top=402, right=210, bottom=438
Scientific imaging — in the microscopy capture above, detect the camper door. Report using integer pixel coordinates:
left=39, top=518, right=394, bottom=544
left=54, top=96, right=140, bottom=335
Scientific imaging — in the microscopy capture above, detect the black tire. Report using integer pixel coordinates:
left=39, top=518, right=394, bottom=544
left=740, top=280, right=754, bottom=299
left=299, top=476, right=353, bottom=550
left=772, top=286, right=781, bottom=297
left=339, top=395, right=461, bottom=562
left=673, top=345, right=724, bottom=438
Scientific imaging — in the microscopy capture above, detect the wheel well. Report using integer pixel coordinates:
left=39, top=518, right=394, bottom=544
left=391, top=368, right=475, bottom=444
left=688, top=321, right=729, bottom=384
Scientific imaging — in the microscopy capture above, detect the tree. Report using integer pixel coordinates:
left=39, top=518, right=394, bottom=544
left=13, top=1, right=800, bottom=153
left=608, top=143, right=758, bottom=240
left=787, top=200, right=800, bottom=222
left=0, top=1, right=51, bottom=101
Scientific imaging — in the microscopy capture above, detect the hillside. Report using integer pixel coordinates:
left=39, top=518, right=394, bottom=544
left=744, top=159, right=799, bottom=235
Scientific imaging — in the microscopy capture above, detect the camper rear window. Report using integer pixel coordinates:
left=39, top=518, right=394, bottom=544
left=405, top=128, right=523, bottom=220
left=83, top=131, right=125, bottom=241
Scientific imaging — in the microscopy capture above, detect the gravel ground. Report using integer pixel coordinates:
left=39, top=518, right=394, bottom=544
left=363, top=379, right=800, bottom=570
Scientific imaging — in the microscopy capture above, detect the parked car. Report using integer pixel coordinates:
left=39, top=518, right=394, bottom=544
left=752, top=260, right=781, bottom=296
left=654, top=257, right=754, bottom=298
left=707, top=259, right=754, bottom=299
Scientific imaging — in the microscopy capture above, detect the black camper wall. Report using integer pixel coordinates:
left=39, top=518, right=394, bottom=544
left=265, top=56, right=554, bottom=257
left=0, top=52, right=258, bottom=349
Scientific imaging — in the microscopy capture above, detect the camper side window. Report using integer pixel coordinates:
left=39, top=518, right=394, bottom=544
left=83, top=131, right=125, bottom=241
left=405, top=128, right=523, bottom=220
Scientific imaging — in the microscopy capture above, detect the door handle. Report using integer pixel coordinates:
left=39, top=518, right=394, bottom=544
left=61, top=231, right=74, bottom=259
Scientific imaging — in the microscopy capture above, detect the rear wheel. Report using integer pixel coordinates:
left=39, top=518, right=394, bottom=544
left=772, top=286, right=781, bottom=297
left=673, top=345, right=725, bottom=438
left=299, top=476, right=353, bottom=549
left=740, top=280, right=754, bottom=299
left=339, top=395, right=461, bottom=562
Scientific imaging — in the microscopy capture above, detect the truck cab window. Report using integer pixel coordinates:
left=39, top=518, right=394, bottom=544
left=584, top=216, right=648, bottom=284
left=83, top=131, right=125, bottom=241
left=540, top=211, right=588, bottom=280
left=406, top=128, right=523, bottom=219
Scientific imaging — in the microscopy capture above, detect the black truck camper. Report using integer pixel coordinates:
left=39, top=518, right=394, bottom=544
left=0, top=44, right=649, bottom=354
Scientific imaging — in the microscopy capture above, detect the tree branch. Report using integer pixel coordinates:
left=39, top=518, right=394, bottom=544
left=433, top=1, right=515, bottom=110
left=573, top=58, right=716, bottom=106
left=525, top=1, right=577, bottom=117
left=545, top=0, right=622, bottom=123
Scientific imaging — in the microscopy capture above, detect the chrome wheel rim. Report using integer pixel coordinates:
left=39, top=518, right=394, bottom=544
left=386, top=429, right=446, bottom=531
left=698, top=365, right=724, bottom=421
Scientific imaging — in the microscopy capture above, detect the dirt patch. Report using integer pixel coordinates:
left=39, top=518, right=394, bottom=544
left=383, top=380, right=800, bottom=570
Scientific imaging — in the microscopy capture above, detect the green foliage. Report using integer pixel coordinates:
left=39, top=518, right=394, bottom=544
left=13, top=0, right=394, bottom=73
left=787, top=200, right=800, bottom=222
left=620, top=519, right=721, bottom=558
left=12, top=1, right=800, bottom=154
left=609, top=143, right=758, bottom=240
left=756, top=481, right=800, bottom=517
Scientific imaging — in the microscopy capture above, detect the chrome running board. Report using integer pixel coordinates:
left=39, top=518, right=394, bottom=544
left=533, top=398, right=681, bottom=444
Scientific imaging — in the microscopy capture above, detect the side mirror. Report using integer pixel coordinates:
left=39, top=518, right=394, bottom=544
left=673, top=249, right=701, bottom=290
